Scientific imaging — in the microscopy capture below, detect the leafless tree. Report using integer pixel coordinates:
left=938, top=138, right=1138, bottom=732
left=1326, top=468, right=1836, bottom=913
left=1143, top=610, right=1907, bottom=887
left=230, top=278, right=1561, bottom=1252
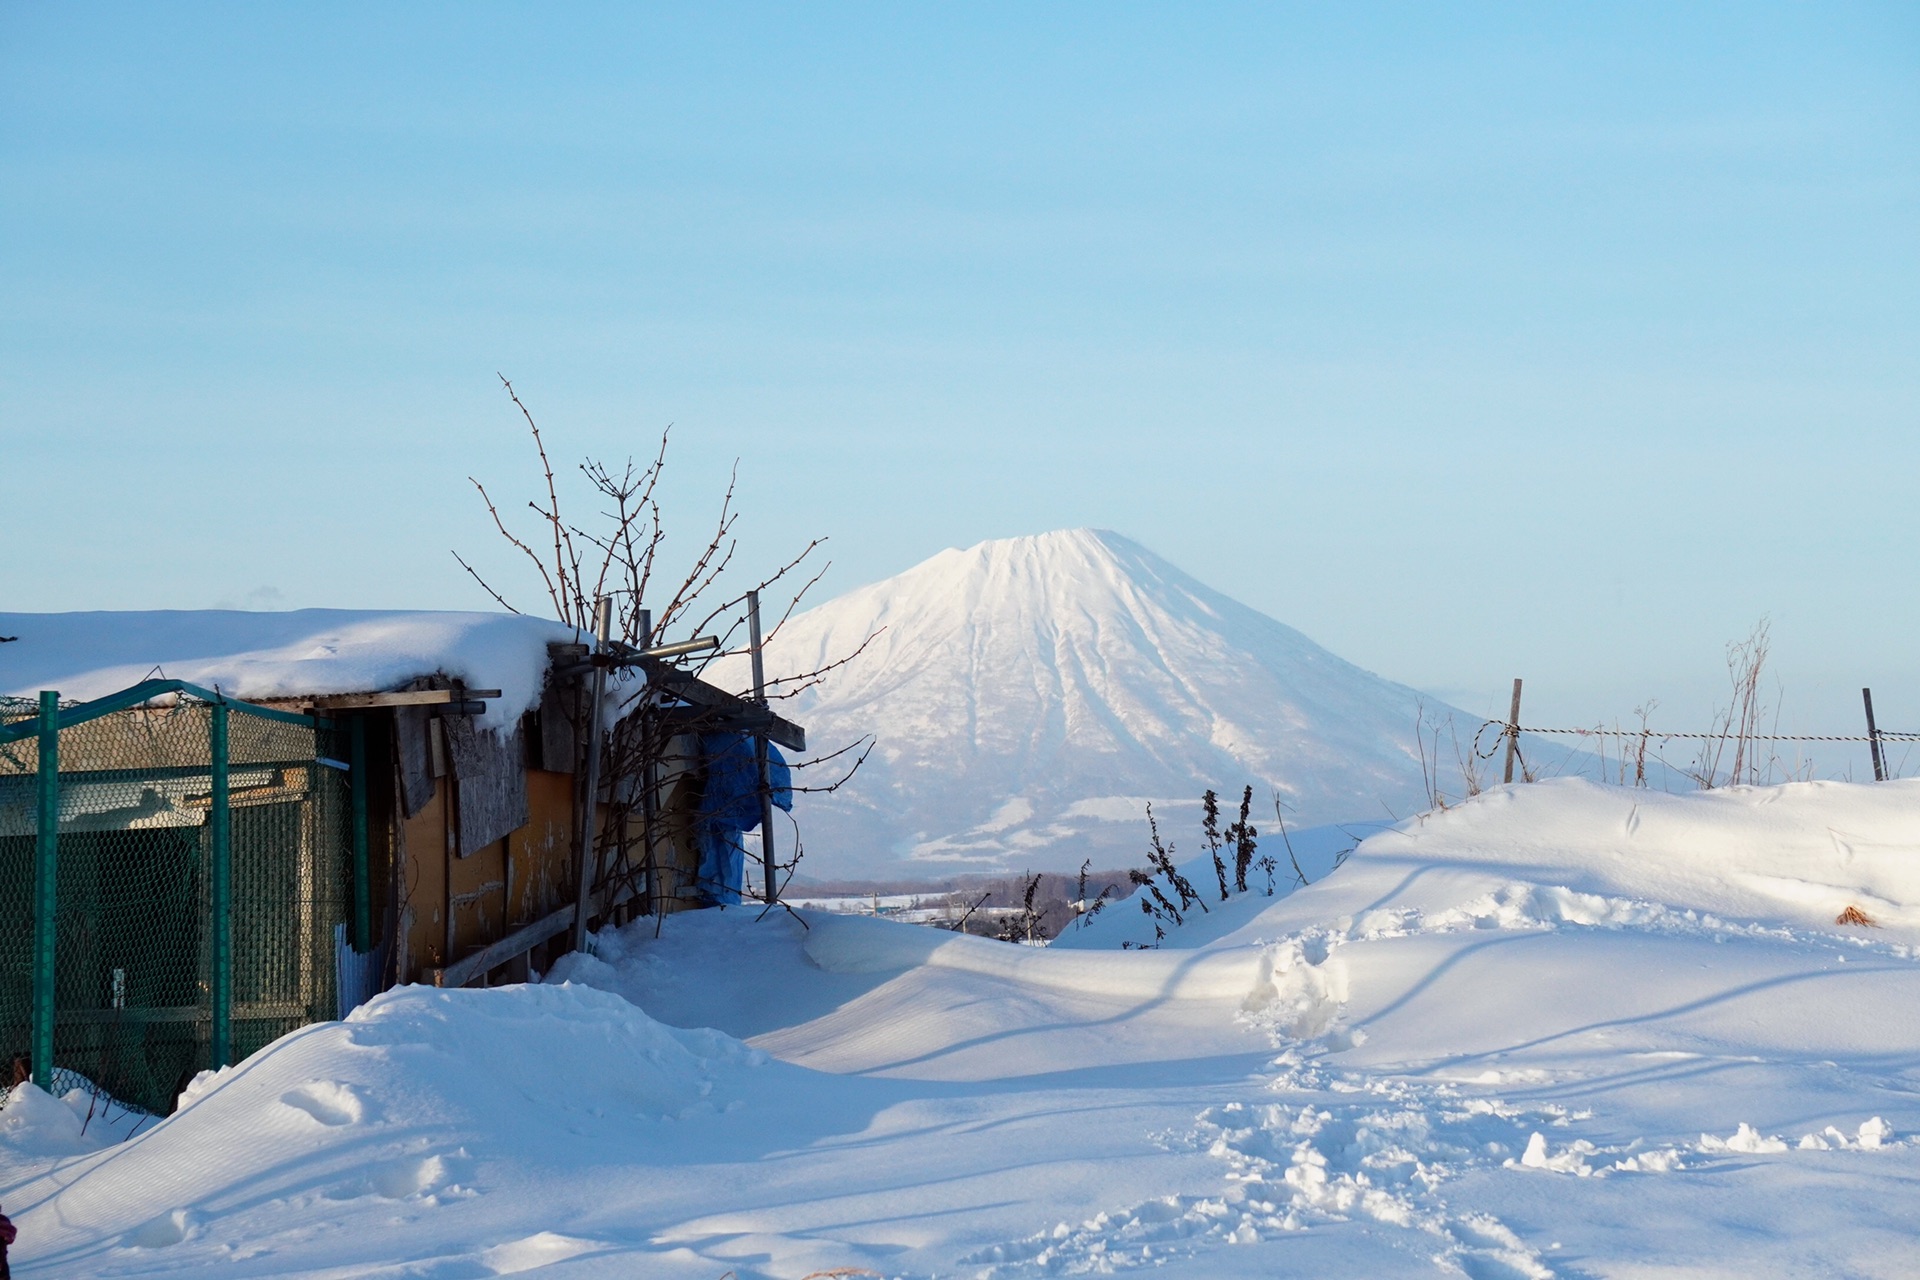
left=455, top=376, right=877, bottom=920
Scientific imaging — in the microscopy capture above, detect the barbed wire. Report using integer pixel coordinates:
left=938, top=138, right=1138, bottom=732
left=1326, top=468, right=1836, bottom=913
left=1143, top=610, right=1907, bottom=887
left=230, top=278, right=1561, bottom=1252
left=1479, top=720, right=1920, bottom=745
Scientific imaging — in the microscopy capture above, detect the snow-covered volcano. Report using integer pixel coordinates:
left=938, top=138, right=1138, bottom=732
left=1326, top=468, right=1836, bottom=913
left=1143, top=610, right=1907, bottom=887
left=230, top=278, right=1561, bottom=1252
left=760, top=529, right=1467, bottom=877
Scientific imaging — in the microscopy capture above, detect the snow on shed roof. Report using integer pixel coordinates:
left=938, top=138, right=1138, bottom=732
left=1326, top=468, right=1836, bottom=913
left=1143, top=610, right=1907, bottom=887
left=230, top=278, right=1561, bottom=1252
left=0, top=610, right=582, bottom=730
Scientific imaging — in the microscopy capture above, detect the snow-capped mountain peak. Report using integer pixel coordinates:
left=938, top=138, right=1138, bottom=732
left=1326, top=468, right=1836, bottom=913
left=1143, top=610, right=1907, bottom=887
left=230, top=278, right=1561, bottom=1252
left=758, top=529, right=1461, bottom=877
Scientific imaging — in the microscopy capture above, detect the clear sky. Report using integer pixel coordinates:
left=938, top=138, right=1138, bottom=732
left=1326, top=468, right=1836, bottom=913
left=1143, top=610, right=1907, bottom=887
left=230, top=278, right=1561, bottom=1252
left=3, top=3, right=1916, bottom=743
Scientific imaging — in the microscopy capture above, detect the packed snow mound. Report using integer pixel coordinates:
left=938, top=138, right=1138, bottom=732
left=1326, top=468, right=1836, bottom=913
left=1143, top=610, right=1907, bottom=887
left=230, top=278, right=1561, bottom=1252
left=0, top=1084, right=115, bottom=1159
left=729, top=528, right=1472, bottom=876
left=0, top=609, right=579, bottom=728
left=4, top=983, right=783, bottom=1273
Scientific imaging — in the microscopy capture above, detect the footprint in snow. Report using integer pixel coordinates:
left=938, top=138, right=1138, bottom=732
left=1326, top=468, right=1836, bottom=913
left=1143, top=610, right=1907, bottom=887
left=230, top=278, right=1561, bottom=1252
left=324, top=1153, right=472, bottom=1203
left=124, top=1208, right=201, bottom=1248
left=280, top=1080, right=368, bottom=1127
left=476, top=1231, right=606, bottom=1275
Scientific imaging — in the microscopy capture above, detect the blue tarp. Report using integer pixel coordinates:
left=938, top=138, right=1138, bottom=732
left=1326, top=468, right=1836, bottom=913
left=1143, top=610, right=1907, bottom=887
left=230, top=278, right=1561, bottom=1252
left=695, top=733, right=792, bottom=904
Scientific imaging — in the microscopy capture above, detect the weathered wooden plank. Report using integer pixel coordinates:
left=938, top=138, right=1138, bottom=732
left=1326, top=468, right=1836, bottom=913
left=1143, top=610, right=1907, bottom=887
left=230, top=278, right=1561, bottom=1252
left=426, top=880, right=637, bottom=989
left=394, top=691, right=438, bottom=819
left=655, top=704, right=799, bottom=739
left=538, top=674, right=580, bottom=773
left=444, top=717, right=529, bottom=855
left=644, top=661, right=806, bottom=751
left=308, top=689, right=501, bottom=710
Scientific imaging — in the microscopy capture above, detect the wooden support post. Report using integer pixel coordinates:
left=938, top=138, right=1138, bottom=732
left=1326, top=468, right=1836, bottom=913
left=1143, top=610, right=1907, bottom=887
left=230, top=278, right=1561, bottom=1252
left=1863, top=687, right=1887, bottom=783
left=389, top=744, right=411, bottom=987
left=31, top=691, right=59, bottom=1091
left=1502, top=678, right=1524, bottom=785
left=571, top=597, right=613, bottom=953
left=349, top=712, right=371, bottom=952
left=748, top=591, right=778, bottom=906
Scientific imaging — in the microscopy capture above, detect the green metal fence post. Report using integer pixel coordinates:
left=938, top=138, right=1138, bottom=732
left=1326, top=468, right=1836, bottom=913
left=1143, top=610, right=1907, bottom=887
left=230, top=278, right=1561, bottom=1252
left=31, top=690, right=59, bottom=1091
left=349, top=713, right=370, bottom=953
left=209, top=699, right=232, bottom=1069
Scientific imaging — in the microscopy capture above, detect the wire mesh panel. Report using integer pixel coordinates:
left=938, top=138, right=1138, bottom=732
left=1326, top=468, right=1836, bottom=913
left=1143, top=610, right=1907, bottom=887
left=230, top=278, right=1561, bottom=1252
left=0, top=691, right=351, bottom=1116
left=0, top=697, right=41, bottom=1094
left=229, top=712, right=350, bottom=1064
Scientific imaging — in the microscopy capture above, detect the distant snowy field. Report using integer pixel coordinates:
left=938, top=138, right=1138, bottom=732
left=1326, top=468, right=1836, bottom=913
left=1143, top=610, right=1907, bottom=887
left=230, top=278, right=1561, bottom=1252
left=5, top=777, right=1919, bottom=1277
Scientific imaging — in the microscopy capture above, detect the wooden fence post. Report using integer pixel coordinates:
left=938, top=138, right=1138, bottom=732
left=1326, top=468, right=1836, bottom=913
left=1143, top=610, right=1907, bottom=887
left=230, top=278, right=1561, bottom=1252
left=1502, top=678, right=1524, bottom=785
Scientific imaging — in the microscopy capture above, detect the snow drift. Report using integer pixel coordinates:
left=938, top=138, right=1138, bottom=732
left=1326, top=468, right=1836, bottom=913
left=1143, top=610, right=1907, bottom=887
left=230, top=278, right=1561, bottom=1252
left=4, top=775, right=1919, bottom=1278
left=1067, top=775, right=1920, bottom=951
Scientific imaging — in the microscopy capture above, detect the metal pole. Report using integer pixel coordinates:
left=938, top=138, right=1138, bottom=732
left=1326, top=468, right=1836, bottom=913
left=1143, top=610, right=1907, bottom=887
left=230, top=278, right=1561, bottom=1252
left=748, top=591, right=778, bottom=905
left=31, top=691, right=59, bottom=1091
left=571, top=597, right=613, bottom=952
left=1502, top=678, right=1524, bottom=785
left=637, top=608, right=658, bottom=919
left=1863, top=688, right=1887, bottom=783
left=210, top=700, right=232, bottom=1069
left=349, top=713, right=371, bottom=952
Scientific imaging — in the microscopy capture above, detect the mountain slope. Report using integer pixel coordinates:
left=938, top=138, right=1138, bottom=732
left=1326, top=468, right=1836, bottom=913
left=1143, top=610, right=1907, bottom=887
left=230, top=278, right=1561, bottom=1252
left=755, top=529, right=1471, bottom=877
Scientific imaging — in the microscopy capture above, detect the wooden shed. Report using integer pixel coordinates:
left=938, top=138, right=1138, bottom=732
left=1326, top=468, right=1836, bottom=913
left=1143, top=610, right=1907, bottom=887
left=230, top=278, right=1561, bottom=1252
left=1, top=609, right=806, bottom=1113
left=285, top=636, right=807, bottom=994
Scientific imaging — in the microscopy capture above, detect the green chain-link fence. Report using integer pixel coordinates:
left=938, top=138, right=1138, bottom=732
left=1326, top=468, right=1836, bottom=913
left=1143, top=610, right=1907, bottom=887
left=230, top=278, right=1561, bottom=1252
left=1, top=682, right=352, bottom=1117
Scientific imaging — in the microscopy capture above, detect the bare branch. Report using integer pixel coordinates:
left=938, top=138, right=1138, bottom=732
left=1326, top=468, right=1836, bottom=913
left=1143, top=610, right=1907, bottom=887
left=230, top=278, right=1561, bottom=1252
left=450, top=550, right=522, bottom=615
left=468, top=477, right=562, bottom=614
left=499, top=373, right=587, bottom=626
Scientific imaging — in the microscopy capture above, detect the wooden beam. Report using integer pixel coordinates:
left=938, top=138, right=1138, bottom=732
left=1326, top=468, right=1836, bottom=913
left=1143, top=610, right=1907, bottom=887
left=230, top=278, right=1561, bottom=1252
left=428, top=901, right=574, bottom=990
left=426, top=880, right=638, bottom=990
left=656, top=703, right=806, bottom=745
left=644, top=660, right=806, bottom=751
left=304, top=689, right=502, bottom=711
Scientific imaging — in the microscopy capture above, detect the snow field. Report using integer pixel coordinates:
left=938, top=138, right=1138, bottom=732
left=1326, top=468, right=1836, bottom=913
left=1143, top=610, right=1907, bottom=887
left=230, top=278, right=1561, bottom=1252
left=3, top=775, right=1919, bottom=1276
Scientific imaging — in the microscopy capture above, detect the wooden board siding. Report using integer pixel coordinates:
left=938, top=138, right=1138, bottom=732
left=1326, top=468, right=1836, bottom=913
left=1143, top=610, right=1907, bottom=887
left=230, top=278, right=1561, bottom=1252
left=392, top=762, right=577, bottom=982
left=396, top=772, right=451, bottom=977
left=382, top=700, right=771, bottom=981
left=508, top=770, right=575, bottom=927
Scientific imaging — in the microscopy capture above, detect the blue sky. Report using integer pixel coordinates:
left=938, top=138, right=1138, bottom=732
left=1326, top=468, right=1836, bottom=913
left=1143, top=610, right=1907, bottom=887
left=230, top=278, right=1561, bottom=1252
left=3, top=3, right=1915, bottom=738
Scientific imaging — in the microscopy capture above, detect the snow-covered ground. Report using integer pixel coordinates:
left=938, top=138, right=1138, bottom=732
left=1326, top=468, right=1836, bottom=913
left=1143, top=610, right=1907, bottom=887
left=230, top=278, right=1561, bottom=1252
left=5, top=777, right=1919, bottom=1277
